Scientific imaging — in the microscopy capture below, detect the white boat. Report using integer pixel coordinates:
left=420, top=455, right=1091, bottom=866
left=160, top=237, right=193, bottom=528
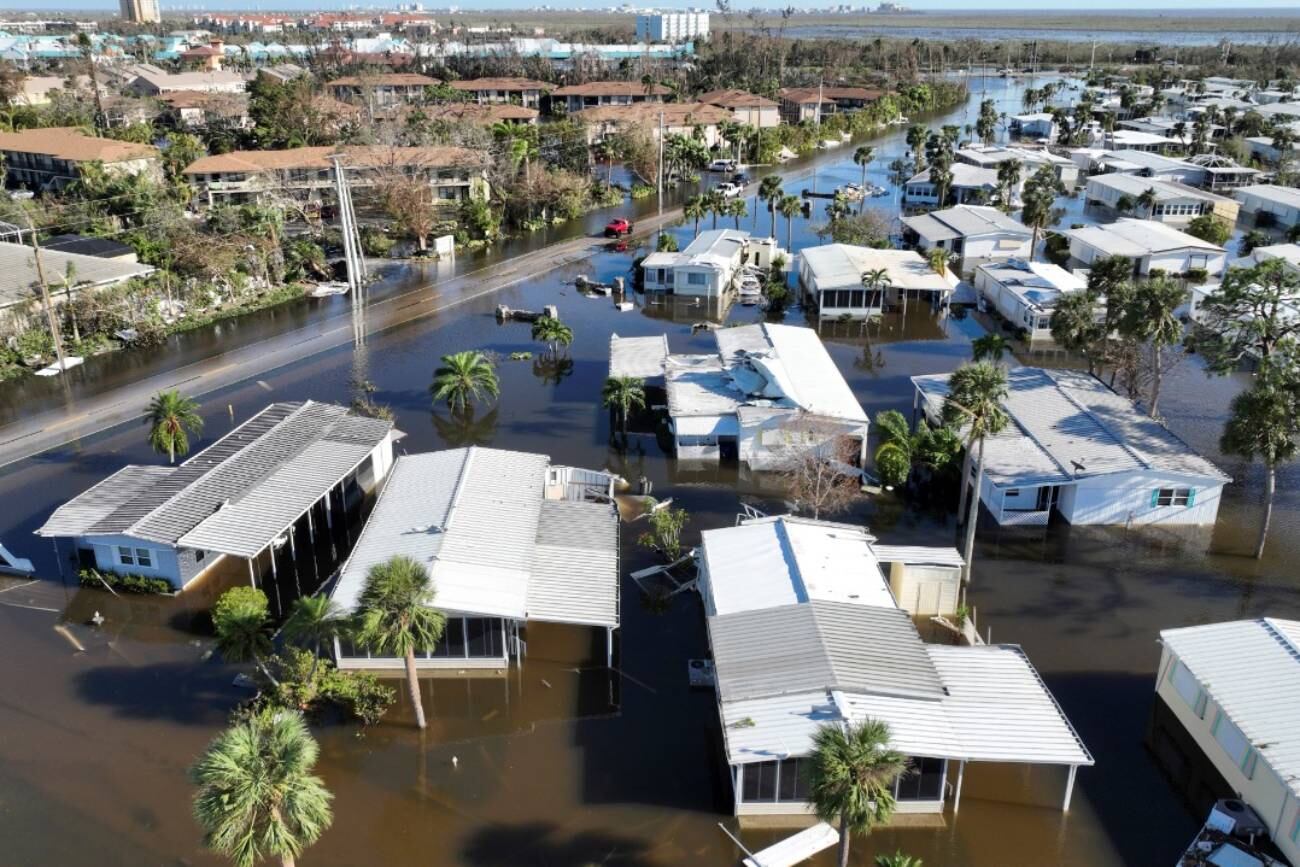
left=889, top=115, right=910, bottom=125
left=837, top=183, right=866, bottom=201
left=307, top=281, right=350, bottom=298
left=817, top=139, right=841, bottom=149
left=35, top=356, right=84, bottom=377
left=869, top=184, right=890, bottom=198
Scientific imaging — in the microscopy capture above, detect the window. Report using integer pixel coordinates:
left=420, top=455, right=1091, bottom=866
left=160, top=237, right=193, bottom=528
left=1167, top=659, right=1208, bottom=718
left=741, top=760, right=778, bottom=802
left=135, top=548, right=152, bottom=568
left=895, top=757, right=946, bottom=801
left=195, top=550, right=205, bottom=563
left=1154, top=488, right=1193, bottom=507
left=776, top=757, right=810, bottom=802
left=1211, top=711, right=1253, bottom=771
left=118, top=546, right=135, bottom=566
left=686, top=272, right=707, bottom=286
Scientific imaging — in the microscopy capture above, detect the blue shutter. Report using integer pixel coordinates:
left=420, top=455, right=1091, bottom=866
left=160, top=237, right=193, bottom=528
left=1187, top=489, right=1196, bottom=507
left=1150, top=489, right=1160, bottom=508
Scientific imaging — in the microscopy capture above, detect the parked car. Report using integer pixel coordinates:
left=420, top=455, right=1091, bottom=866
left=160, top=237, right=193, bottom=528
left=708, top=159, right=738, bottom=172
left=604, top=218, right=633, bottom=237
left=716, top=182, right=743, bottom=198
left=731, top=172, right=750, bottom=185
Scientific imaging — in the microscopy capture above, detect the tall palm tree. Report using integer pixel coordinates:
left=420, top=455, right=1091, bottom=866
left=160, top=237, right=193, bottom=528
left=430, top=351, right=500, bottom=414
left=860, top=267, right=889, bottom=312
left=927, top=248, right=949, bottom=277
left=601, top=375, right=646, bottom=442
left=726, top=196, right=748, bottom=230
left=1221, top=371, right=1300, bottom=559
left=706, top=189, right=726, bottom=230
left=853, top=145, right=874, bottom=214
left=283, top=595, right=349, bottom=671
left=684, top=195, right=706, bottom=239
left=758, top=176, right=784, bottom=238
left=191, top=709, right=333, bottom=867
left=353, top=555, right=446, bottom=730
left=530, top=315, right=574, bottom=356
left=942, top=362, right=1010, bottom=584
left=995, top=159, right=1022, bottom=209
left=147, top=390, right=203, bottom=464
left=808, top=719, right=909, bottom=867
left=778, top=193, right=802, bottom=251
left=1121, top=275, right=1186, bottom=418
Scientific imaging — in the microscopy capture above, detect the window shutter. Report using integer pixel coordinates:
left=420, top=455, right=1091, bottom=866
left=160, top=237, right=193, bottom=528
left=1187, top=489, right=1196, bottom=507
left=1150, top=489, right=1160, bottom=508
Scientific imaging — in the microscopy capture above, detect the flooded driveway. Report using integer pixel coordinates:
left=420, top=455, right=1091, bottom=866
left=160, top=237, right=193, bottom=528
left=1, top=76, right=1296, bottom=867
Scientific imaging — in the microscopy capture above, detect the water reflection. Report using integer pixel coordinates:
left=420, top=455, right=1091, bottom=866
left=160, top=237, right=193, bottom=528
left=431, top=406, right=500, bottom=449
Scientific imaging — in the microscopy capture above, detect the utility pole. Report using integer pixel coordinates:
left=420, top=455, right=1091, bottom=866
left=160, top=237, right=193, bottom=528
left=27, top=218, right=66, bottom=374
left=1090, top=40, right=1098, bottom=73
left=656, top=109, right=665, bottom=216
left=330, top=156, right=363, bottom=303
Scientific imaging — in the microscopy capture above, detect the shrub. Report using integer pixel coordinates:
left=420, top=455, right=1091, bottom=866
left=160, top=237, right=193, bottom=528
left=630, top=183, right=655, bottom=200
left=359, top=227, right=395, bottom=257
left=78, top=567, right=173, bottom=595
left=259, top=647, right=395, bottom=726
left=1183, top=268, right=1209, bottom=284
left=875, top=442, right=911, bottom=488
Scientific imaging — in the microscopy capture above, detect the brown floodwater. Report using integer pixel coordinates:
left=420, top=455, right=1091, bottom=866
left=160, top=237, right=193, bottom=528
left=2, top=76, right=1297, bottom=867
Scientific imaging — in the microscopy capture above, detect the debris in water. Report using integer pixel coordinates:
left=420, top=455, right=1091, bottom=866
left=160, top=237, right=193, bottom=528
left=541, top=678, right=552, bottom=689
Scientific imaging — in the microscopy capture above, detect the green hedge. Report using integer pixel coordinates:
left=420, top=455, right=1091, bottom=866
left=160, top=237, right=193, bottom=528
left=78, top=568, right=174, bottom=595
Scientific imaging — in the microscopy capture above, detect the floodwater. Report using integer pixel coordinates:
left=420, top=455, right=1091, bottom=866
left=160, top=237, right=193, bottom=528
left=773, top=24, right=1298, bottom=47
left=2, top=77, right=1299, bottom=867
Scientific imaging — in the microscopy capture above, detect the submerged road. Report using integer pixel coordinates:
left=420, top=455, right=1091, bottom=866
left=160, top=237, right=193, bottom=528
left=0, top=207, right=691, bottom=469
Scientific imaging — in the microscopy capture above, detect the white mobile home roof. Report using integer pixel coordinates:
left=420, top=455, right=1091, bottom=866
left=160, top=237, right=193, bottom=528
left=977, top=260, right=1086, bottom=312
left=1064, top=218, right=1224, bottom=258
left=1235, top=184, right=1300, bottom=212
left=701, top=516, right=894, bottom=616
left=912, top=367, right=1228, bottom=487
left=332, top=447, right=619, bottom=626
left=38, top=402, right=392, bottom=557
left=1085, top=173, right=1217, bottom=204
left=801, top=244, right=955, bottom=295
left=908, top=162, right=999, bottom=191
left=608, top=333, right=669, bottom=379
left=1160, top=619, right=1300, bottom=798
left=904, top=205, right=1031, bottom=244
left=716, top=323, right=868, bottom=423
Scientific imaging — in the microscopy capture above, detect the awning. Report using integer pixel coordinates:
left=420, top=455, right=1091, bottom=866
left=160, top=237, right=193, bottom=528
left=674, top=415, right=740, bottom=437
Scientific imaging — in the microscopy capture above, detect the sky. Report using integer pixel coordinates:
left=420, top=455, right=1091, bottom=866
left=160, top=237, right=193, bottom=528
left=4, top=0, right=1299, bottom=13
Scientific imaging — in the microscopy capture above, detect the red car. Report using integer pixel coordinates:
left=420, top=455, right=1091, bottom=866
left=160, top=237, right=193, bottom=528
left=604, top=218, right=633, bottom=237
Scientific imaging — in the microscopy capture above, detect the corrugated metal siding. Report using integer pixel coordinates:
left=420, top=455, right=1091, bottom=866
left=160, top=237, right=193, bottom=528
left=814, top=602, right=945, bottom=700
left=927, top=644, right=1094, bottom=766
left=721, top=691, right=841, bottom=764
left=871, top=545, right=965, bottom=568
left=528, top=500, right=619, bottom=627
left=834, top=690, right=962, bottom=759
left=1161, top=618, right=1300, bottom=797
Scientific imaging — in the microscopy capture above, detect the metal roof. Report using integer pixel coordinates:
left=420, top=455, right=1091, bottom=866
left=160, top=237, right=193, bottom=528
left=718, top=645, right=1093, bottom=767
left=609, top=333, right=669, bottom=379
left=716, top=323, right=869, bottom=423
left=1065, top=218, right=1225, bottom=257
left=1236, top=184, right=1300, bottom=211
left=665, top=354, right=741, bottom=418
left=709, top=599, right=945, bottom=703
left=528, top=499, right=620, bottom=627
left=869, top=545, right=965, bottom=568
left=1160, top=619, right=1300, bottom=798
left=0, top=241, right=155, bottom=310
left=926, top=645, right=1094, bottom=766
left=912, top=367, right=1228, bottom=487
left=701, top=516, right=895, bottom=616
left=332, top=447, right=620, bottom=627
left=1085, top=173, right=1216, bottom=203
left=903, top=205, right=1032, bottom=244
left=800, top=244, right=955, bottom=295
left=976, top=260, right=1087, bottom=313
left=38, top=403, right=392, bottom=555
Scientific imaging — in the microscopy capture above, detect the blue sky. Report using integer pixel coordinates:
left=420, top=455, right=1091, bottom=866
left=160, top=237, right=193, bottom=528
left=4, top=1, right=1298, bottom=12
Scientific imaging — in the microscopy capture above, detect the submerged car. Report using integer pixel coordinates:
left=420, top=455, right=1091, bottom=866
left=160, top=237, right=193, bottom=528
left=604, top=218, right=634, bottom=237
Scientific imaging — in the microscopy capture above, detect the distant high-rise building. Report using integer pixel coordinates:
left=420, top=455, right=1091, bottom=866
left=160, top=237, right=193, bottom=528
left=635, top=11, right=709, bottom=44
left=120, top=0, right=161, bottom=24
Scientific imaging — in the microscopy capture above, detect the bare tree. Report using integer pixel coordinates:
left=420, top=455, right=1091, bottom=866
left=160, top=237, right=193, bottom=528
left=777, top=416, right=863, bottom=520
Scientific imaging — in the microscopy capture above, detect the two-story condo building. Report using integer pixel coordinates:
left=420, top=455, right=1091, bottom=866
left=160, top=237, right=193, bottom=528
left=0, top=127, right=160, bottom=192
left=552, top=80, right=669, bottom=113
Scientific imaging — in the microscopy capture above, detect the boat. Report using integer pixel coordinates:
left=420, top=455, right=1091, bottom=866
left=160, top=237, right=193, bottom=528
left=1176, top=800, right=1287, bottom=867
left=837, top=183, right=866, bottom=201
left=35, top=356, right=84, bottom=377
left=307, top=281, right=350, bottom=297
left=869, top=184, right=890, bottom=198
left=889, top=115, right=910, bottom=125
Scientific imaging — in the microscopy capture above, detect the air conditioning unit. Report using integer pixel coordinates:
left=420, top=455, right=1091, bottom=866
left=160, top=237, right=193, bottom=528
left=1208, top=799, right=1268, bottom=840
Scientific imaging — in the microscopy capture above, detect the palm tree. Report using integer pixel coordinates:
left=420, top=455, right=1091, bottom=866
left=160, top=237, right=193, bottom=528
left=283, top=595, right=349, bottom=671
left=726, top=196, right=748, bottom=230
left=927, top=248, right=949, bottom=278
left=353, top=555, right=446, bottom=730
left=530, top=315, right=574, bottom=356
left=601, top=376, right=646, bottom=442
left=808, top=719, right=909, bottom=867
left=778, top=193, right=802, bottom=251
left=684, top=195, right=706, bottom=239
left=942, top=362, right=1009, bottom=584
left=191, top=709, right=333, bottom=867
left=759, top=176, right=784, bottom=238
left=928, top=160, right=954, bottom=208
left=971, top=332, right=1008, bottom=362
left=860, top=267, right=889, bottom=312
left=430, top=351, right=500, bottom=414
left=591, top=138, right=615, bottom=185
left=852, top=145, right=874, bottom=213
left=995, top=159, right=1022, bottom=209
left=1136, top=186, right=1160, bottom=219
left=1120, top=275, right=1185, bottom=418
left=147, top=390, right=203, bottom=464
left=1221, top=372, right=1300, bottom=559
left=706, top=189, right=726, bottom=230
left=875, top=854, right=924, bottom=867
left=1115, top=193, right=1136, bottom=216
